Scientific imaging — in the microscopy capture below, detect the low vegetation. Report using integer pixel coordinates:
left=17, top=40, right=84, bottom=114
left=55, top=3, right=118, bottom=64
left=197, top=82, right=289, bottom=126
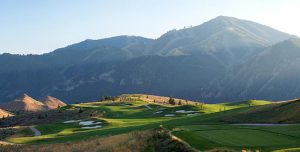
left=0, top=128, right=17, bottom=140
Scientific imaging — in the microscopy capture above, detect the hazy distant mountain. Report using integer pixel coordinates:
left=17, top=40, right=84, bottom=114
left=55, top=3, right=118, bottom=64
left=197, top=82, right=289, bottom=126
left=0, top=36, right=154, bottom=74
left=50, top=36, right=154, bottom=64
left=215, top=38, right=300, bottom=101
left=151, top=16, right=291, bottom=65
left=0, top=16, right=297, bottom=103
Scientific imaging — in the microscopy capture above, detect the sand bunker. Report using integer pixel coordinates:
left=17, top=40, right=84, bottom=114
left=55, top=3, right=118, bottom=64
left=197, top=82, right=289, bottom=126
left=153, top=111, right=163, bottom=114
left=63, top=120, right=81, bottom=123
left=187, top=113, right=199, bottom=116
left=64, top=120, right=103, bottom=129
left=175, top=110, right=196, bottom=114
left=164, top=114, right=176, bottom=117
left=79, top=121, right=102, bottom=126
left=81, top=125, right=102, bottom=129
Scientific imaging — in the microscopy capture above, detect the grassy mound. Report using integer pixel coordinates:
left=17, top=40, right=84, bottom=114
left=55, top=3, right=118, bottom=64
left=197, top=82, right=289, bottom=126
left=219, top=99, right=300, bottom=123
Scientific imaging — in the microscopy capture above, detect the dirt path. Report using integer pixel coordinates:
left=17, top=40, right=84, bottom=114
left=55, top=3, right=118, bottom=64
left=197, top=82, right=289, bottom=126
left=29, top=126, right=42, bottom=136
left=0, top=140, right=18, bottom=145
left=232, top=123, right=293, bottom=126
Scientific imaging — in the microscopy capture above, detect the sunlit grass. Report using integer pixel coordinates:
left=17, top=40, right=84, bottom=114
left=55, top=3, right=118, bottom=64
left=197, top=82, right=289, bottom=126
left=6, top=97, right=281, bottom=151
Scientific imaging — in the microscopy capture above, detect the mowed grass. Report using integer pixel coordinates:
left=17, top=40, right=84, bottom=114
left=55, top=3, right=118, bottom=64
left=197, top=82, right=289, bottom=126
left=7, top=100, right=180, bottom=144
left=7, top=96, right=298, bottom=151
left=6, top=99, right=273, bottom=144
left=173, top=124, right=300, bottom=151
left=191, top=100, right=270, bottom=114
left=36, top=123, right=80, bottom=135
left=219, top=99, right=300, bottom=124
left=8, top=122, right=162, bottom=144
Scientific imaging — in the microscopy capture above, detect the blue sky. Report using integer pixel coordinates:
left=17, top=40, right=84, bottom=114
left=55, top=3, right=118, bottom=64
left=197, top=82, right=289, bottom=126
left=1, top=0, right=300, bottom=54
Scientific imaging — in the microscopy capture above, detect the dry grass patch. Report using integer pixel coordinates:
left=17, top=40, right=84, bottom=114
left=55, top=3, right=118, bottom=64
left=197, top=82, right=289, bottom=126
left=0, top=130, right=152, bottom=152
left=130, top=94, right=199, bottom=106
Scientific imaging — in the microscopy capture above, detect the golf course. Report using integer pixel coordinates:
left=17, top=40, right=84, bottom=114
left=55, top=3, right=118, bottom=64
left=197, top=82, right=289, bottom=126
left=1, top=94, right=299, bottom=152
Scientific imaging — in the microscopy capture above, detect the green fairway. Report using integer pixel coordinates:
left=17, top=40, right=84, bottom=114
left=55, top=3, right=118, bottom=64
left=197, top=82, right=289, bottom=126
left=5, top=97, right=300, bottom=151
left=7, top=100, right=179, bottom=144
left=173, top=124, right=300, bottom=151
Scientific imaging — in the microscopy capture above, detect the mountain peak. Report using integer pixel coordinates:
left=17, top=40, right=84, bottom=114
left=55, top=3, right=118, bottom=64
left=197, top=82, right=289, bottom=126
left=212, top=15, right=236, bottom=21
left=23, top=93, right=30, bottom=97
left=156, top=16, right=292, bottom=58
left=202, top=16, right=241, bottom=26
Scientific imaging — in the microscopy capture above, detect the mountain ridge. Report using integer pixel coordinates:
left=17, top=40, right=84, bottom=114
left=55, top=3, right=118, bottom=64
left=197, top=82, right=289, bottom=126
left=0, top=16, right=298, bottom=103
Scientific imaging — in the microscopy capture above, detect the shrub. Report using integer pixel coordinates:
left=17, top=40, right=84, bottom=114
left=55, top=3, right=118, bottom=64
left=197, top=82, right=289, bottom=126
left=178, top=100, right=182, bottom=105
left=78, top=108, right=83, bottom=113
left=168, top=98, right=176, bottom=105
left=147, top=128, right=197, bottom=152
